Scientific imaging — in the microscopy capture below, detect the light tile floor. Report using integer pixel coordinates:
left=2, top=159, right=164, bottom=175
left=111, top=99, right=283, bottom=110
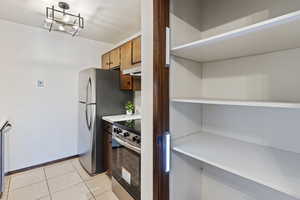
left=1, top=158, right=119, bottom=200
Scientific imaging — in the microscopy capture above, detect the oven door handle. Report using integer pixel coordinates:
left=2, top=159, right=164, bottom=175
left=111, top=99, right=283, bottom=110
left=113, top=135, right=141, bottom=154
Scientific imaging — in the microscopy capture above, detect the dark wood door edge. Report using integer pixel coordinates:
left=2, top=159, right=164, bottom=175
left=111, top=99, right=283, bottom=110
left=153, top=0, right=170, bottom=200
left=7, top=155, right=79, bottom=175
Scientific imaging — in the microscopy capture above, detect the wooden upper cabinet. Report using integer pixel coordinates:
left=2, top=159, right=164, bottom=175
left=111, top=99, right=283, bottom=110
left=120, top=73, right=141, bottom=91
left=109, top=48, right=121, bottom=69
left=120, top=74, right=133, bottom=90
left=120, top=41, right=133, bottom=71
left=102, top=53, right=110, bottom=70
left=132, top=36, right=141, bottom=64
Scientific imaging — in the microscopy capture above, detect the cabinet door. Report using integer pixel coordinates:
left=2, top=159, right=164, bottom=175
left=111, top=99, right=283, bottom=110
left=132, top=76, right=141, bottom=91
left=120, top=73, right=141, bottom=91
left=120, top=74, right=133, bottom=90
left=120, top=41, right=133, bottom=71
left=102, top=53, right=110, bottom=70
left=132, top=36, right=141, bottom=64
left=109, top=48, right=121, bottom=69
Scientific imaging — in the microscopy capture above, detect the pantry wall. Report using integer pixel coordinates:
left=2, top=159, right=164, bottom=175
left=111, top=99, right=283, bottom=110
left=169, top=0, right=300, bottom=200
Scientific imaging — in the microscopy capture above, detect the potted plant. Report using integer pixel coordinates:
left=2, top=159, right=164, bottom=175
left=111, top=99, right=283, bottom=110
left=125, top=101, right=135, bottom=115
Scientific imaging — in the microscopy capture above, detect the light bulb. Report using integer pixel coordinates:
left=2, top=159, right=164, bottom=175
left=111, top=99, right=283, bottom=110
left=45, top=18, right=53, bottom=23
left=73, top=25, right=79, bottom=30
left=62, top=15, right=70, bottom=23
left=58, top=25, right=65, bottom=31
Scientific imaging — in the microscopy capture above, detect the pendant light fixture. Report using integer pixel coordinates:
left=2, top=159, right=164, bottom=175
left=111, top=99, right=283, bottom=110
left=44, top=2, right=84, bottom=37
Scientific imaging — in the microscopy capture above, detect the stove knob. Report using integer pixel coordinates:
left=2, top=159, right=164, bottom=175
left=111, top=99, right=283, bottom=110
left=133, top=136, right=140, bottom=143
left=136, top=138, right=141, bottom=144
left=123, top=132, right=130, bottom=137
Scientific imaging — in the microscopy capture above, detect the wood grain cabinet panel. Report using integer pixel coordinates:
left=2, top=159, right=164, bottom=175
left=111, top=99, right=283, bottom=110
left=120, top=74, right=133, bottom=90
left=102, top=53, right=110, bottom=70
left=132, top=36, right=141, bottom=64
left=109, top=48, right=121, bottom=69
left=132, top=76, right=141, bottom=91
left=120, top=42, right=133, bottom=71
left=120, top=73, right=141, bottom=91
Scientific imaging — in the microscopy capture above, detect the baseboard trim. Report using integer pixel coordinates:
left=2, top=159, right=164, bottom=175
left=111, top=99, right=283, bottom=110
left=7, top=155, right=79, bottom=175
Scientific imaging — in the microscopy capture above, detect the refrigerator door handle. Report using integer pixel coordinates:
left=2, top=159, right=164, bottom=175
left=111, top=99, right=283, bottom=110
left=85, top=104, right=91, bottom=131
left=85, top=78, right=92, bottom=131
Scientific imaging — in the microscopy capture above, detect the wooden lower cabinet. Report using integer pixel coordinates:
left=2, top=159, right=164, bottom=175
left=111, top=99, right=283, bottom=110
left=120, top=74, right=141, bottom=91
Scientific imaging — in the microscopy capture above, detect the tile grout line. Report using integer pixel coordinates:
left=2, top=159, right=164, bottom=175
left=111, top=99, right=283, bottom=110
left=6, top=175, right=11, bottom=200
left=5, top=159, right=86, bottom=200
left=7, top=177, right=47, bottom=193
left=72, top=161, right=116, bottom=199
left=70, top=160, right=96, bottom=200
left=46, top=170, right=77, bottom=181
left=46, top=160, right=86, bottom=197
left=7, top=167, right=59, bottom=192
left=50, top=182, right=85, bottom=198
left=43, top=167, right=52, bottom=200
left=6, top=159, right=111, bottom=200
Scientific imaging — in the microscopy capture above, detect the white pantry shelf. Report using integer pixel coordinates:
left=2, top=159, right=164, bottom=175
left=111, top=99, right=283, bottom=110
left=172, top=97, right=300, bottom=109
left=173, top=132, right=300, bottom=199
left=171, top=10, right=300, bottom=62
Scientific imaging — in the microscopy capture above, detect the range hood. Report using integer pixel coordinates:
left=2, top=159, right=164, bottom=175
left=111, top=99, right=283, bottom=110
left=122, top=65, right=141, bottom=76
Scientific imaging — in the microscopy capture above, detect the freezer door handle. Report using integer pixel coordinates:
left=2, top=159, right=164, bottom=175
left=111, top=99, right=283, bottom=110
left=85, top=104, right=91, bottom=131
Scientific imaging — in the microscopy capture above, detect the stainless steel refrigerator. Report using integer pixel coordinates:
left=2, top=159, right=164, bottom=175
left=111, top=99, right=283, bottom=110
left=78, top=68, right=132, bottom=175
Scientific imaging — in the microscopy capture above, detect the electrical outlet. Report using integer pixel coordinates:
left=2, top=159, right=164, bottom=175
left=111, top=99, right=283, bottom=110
left=122, top=167, right=131, bottom=185
left=37, top=80, right=45, bottom=88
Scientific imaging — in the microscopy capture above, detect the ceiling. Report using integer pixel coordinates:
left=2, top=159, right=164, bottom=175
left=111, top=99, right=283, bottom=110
left=0, top=0, right=141, bottom=44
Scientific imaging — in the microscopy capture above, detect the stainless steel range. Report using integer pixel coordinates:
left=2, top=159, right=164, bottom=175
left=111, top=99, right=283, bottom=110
left=112, top=119, right=141, bottom=200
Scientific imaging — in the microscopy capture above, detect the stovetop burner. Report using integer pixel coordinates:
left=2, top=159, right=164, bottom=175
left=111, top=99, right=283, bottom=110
left=114, top=119, right=141, bottom=135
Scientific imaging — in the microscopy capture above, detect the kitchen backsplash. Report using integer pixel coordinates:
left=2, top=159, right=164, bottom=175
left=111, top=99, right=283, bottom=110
left=134, top=91, right=141, bottom=114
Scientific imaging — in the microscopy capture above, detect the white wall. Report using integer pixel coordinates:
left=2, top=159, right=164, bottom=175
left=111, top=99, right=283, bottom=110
left=0, top=19, right=113, bottom=172
left=141, top=0, right=153, bottom=199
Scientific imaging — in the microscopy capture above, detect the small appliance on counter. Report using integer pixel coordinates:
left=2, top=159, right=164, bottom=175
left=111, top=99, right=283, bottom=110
left=78, top=68, right=133, bottom=175
left=112, top=119, right=141, bottom=200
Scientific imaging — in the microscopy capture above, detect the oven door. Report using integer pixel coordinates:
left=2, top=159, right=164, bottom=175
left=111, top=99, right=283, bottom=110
left=112, top=135, right=141, bottom=200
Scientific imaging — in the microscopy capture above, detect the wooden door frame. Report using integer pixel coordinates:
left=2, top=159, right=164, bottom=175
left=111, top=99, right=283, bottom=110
left=153, top=0, right=170, bottom=200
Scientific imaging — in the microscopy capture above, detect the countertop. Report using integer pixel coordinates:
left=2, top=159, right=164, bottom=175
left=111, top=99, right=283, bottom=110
left=102, top=114, right=141, bottom=123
